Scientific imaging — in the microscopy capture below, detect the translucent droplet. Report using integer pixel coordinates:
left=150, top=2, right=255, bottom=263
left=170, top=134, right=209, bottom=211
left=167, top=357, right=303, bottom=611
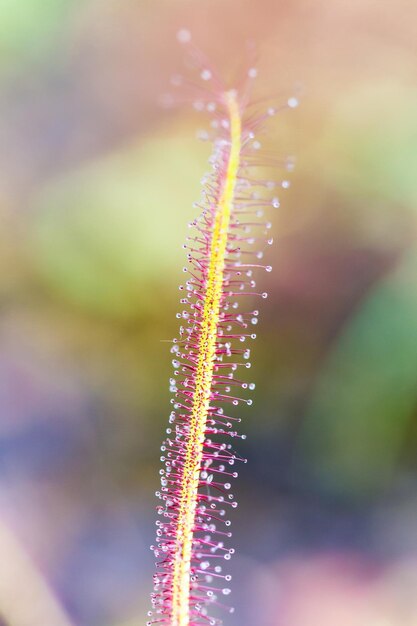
left=201, top=69, right=212, bottom=81
left=288, top=96, right=299, bottom=108
left=177, top=28, right=191, bottom=43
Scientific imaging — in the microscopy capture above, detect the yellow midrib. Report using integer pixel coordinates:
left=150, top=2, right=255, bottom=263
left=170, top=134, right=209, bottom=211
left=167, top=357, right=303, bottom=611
left=171, top=91, right=242, bottom=626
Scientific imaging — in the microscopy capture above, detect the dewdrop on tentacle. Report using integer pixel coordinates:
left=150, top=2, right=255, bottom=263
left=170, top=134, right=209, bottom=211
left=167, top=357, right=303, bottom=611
left=149, top=30, right=296, bottom=626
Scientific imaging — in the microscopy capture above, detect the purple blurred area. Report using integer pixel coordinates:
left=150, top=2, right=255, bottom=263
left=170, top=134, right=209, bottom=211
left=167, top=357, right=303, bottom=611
left=1, top=1, right=417, bottom=625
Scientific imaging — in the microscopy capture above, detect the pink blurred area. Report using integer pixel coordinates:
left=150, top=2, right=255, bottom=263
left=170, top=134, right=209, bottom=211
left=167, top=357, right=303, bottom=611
left=252, top=553, right=417, bottom=626
left=0, top=1, right=417, bottom=625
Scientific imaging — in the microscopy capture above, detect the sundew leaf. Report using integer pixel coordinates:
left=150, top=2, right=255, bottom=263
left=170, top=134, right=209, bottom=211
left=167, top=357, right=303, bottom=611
left=296, top=250, right=417, bottom=498
left=147, top=35, right=298, bottom=625
left=30, top=124, right=208, bottom=318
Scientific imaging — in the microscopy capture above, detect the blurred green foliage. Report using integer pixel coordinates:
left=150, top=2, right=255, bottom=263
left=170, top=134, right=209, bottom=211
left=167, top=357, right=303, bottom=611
left=32, top=128, right=208, bottom=317
left=0, top=0, right=75, bottom=72
left=322, top=83, right=417, bottom=208
left=299, top=251, right=417, bottom=497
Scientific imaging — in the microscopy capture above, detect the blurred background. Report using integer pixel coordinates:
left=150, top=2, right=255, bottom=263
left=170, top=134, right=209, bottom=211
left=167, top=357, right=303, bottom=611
left=1, top=0, right=417, bottom=624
